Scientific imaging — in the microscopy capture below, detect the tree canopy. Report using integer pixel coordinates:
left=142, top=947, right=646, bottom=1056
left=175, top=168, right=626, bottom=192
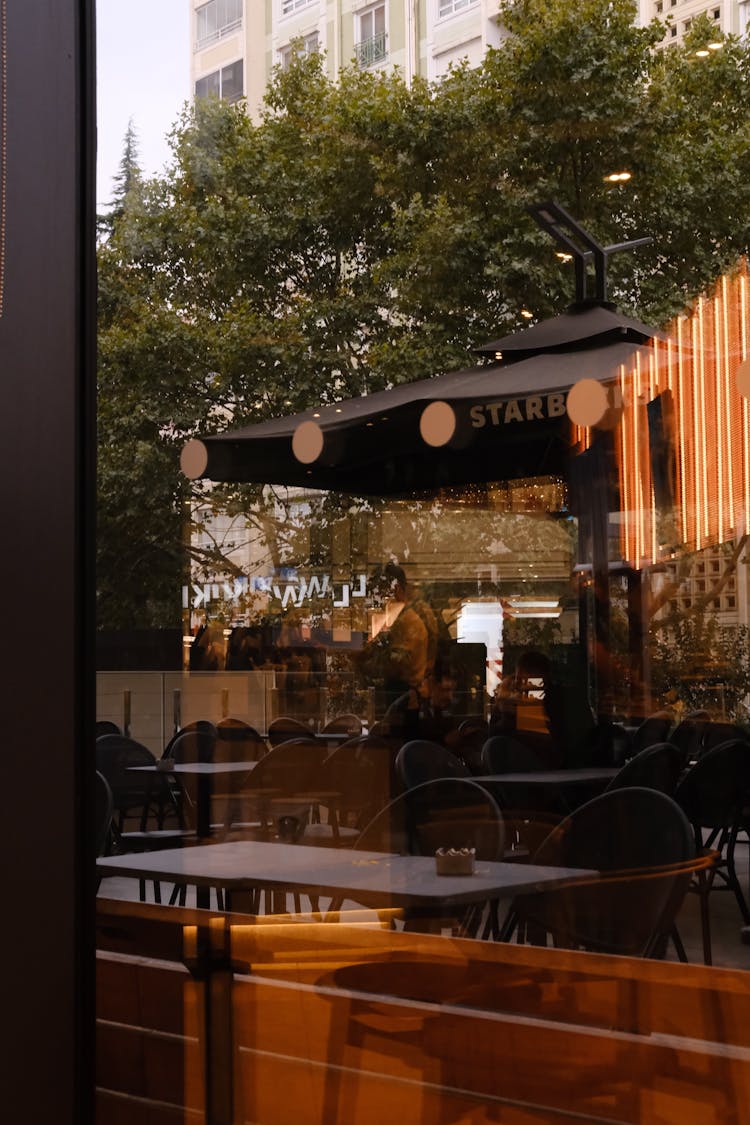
left=97, top=0, right=750, bottom=629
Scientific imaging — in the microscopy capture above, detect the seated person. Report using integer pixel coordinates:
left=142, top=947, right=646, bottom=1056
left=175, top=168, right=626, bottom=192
left=380, top=666, right=462, bottom=748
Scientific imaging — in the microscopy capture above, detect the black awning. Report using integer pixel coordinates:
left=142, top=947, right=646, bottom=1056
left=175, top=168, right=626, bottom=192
left=181, top=340, right=650, bottom=496
left=474, top=301, right=665, bottom=363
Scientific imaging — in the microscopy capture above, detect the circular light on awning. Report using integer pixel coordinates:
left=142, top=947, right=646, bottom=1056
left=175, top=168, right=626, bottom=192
left=567, top=378, right=609, bottom=428
left=419, top=401, right=456, bottom=447
left=736, top=357, right=750, bottom=399
left=180, top=439, right=209, bottom=479
left=292, top=419, right=324, bottom=463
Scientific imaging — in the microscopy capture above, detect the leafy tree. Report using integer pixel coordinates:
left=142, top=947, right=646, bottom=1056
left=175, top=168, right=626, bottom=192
left=97, top=1, right=750, bottom=630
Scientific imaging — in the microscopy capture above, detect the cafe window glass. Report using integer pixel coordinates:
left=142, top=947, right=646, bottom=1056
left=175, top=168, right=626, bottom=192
left=96, top=3, right=750, bottom=1122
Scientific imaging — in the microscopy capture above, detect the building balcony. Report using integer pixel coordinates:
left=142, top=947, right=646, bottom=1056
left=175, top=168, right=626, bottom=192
left=355, top=31, right=387, bottom=69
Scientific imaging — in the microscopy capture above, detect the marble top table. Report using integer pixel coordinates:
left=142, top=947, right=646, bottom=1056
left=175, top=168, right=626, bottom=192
left=97, top=840, right=597, bottom=915
left=131, top=760, right=259, bottom=839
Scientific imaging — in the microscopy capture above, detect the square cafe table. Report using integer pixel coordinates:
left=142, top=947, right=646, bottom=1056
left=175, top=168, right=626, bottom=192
left=97, top=840, right=597, bottom=916
left=131, top=761, right=259, bottom=840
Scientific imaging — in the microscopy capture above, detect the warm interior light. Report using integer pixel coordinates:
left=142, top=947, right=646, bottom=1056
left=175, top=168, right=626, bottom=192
left=695, top=49, right=710, bottom=57
left=604, top=171, right=632, bottom=183
left=520, top=308, right=533, bottom=319
left=556, top=252, right=573, bottom=262
left=708, top=41, right=723, bottom=50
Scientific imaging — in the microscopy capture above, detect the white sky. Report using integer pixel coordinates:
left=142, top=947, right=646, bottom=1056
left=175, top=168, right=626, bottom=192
left=96, top=0, right=190, bottom=210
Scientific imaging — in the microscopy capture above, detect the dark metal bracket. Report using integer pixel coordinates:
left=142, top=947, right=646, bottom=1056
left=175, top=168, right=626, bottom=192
left=529, top=200, right=651, bottom=304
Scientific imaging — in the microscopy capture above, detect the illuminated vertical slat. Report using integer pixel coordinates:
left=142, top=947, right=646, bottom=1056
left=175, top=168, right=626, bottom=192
left=634, top=351, right=638, bottom=562
left=698, top=299, right=710, bottom=543
left=722, top=276, right=734, bottom=529
left=677, top=318, right=689, bottom=544
left=635, top=351, right=645, bottom=564
left=715, top=294, right=724, bottom=543
left=741, top=272, right=750, bottom=531
left=691, top=314, right=702, bottom=549
left=647, top=343, right=655, bottom=561
left=620, top=364, right=629, bottom=562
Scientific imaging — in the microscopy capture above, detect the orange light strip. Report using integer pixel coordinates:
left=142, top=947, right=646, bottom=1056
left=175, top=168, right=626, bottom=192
left=616, top=261, right=750, bottom=565
left=722, top=277, right=734, bottom=526
left=714, top=294, right=724, bottom=543
left=634, top=351, right=643, bottom=564
left=618, top=364, right=632, bottom=564
left=677, top=318, right=689, bottom=544
left=699, top=299, right=710, bottom=544
left=741, top=271, right=750, bottom=532
left=690, top=315, right=701, bottom=549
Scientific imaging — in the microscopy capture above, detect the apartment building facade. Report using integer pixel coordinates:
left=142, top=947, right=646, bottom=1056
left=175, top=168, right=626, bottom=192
left=191, top=1, right=506, bottom=117
left=637, top=0, right=750, bottom=41
left=190, top=0, right=750, bottom=117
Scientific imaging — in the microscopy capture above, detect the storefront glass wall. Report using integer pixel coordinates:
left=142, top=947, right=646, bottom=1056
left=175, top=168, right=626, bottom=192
left=95, top=5, right=750, bottom=1122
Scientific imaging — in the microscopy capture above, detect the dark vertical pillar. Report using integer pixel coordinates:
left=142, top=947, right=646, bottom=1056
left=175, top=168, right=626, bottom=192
left=0, top=2, right=95, bottom=1122
left=627, top=567, right=651, bottom=722
left=590, top=454, right=612, bottom=718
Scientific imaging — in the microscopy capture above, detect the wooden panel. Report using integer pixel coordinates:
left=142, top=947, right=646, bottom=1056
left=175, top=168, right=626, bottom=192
left=231, top=973, right=750, bottom=1124
left=96, top=900, right=750, bottom=1124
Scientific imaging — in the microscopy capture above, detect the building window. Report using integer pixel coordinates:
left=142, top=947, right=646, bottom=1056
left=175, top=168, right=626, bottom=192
left=438, top=0, right=479, bottom=16
left=281, top=0, right=315, bottom=15
left=279, top=31, right=319, bottom=69
left=195, top=0, right=243, bottom=51
left=655, top=0, right=663, bottom=11
left=713, top=7, right=721, bottom=18
left=195, top=59, right=244, bottom=103
left=356, top=3, right=387, bottom=68
left=670, top=24, right=677, bottom=36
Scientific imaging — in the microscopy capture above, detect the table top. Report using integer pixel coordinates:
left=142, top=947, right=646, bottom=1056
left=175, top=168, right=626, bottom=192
left=131, top=761, right=259, bottom=775
left=474, top=768, right=618, bottom=787
left=97, top=840, right=597, bottom=908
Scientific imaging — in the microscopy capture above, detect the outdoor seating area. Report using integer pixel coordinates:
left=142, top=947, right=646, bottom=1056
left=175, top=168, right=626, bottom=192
left=96, top=711, right=750, bottom=969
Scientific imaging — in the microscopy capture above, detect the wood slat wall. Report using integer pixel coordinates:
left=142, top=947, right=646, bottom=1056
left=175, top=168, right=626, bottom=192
left=96, top=899, right=750, bottom=1124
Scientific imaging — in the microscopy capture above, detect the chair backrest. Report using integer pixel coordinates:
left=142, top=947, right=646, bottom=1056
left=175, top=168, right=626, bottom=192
left=481, top=734, right=545, bottom=774
left=216, top=717, right=267, bottom=760
left=674, top=739, right=750, bottom=832
left=630, top=713, right=674, bottom=756
left=395, top=740, right=470, bottom=790
left=94, top=734, right=159, bottom=814
left=356, top=777, right=504, bottom=862
left=248, top=738, right=330, bottom=795
left=95, top=770, right=114, bottom=856
left=700, top=722, right=749, bottom=756
left=605, top=742, right=683, bottom=796
left=95, top=720, right=121, bottom=739
left=163, top=720, right=217, bottom=759
left=315, top=743, right=379, bottom=815
left=169, top=728, right=217, bottom=765
left=530, top=787, right=696, bottom=956
left=321, top=713, right=363, bottom=737
left=267, top=716, right=314, bottom=747
left=669, top=718, right=708, bottom=764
